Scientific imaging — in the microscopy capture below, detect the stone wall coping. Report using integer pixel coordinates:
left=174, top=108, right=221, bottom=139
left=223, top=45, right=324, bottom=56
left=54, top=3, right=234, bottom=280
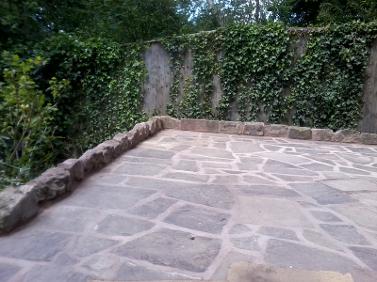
left=1, top=115, right=377, bottom=233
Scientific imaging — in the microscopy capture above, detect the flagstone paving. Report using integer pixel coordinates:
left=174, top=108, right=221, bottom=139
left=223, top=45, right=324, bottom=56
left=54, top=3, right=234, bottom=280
left=1, top=129, right=377, bottom=281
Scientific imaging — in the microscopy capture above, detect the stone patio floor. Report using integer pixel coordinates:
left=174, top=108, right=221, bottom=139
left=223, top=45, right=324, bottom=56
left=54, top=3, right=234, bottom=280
left=1, top=129, right=377, bottom=281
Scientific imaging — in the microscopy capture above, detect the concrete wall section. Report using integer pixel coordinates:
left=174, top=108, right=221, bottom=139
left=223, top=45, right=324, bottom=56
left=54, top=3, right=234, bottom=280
left=142, top=43, right=173, bottom=115
left=361, top=40, right=377, bottom=133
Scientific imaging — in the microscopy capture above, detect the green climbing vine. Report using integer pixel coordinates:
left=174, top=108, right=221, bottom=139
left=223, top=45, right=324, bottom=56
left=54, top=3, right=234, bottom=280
left=37, top=34, right=148, bottom=153
left=162, top=30, right=222, bottom=119
left=290, top=22, right=377, bottom=129
left=161, top=21, right=377, bottom=130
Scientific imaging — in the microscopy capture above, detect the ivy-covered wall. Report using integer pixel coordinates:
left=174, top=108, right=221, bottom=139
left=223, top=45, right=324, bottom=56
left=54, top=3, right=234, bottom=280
left=142, top=22, right=377, bottom=132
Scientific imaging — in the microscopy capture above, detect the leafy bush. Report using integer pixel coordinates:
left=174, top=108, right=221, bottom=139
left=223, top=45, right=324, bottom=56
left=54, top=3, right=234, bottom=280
left=34, top=34, right=146, bottom=156
left=0, top=52, right=67, bottom=187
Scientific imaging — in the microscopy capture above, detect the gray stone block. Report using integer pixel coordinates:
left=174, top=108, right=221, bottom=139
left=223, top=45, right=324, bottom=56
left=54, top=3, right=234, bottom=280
left=57, top=158, right=84, bottom=181
left=159, top=115, right=181, bottom=129
left=181, top=118, right=219, bottom=133
left=258, top=226, right=298, bottom=241
left=128, top=122, right=150, bottom=147
left=265, top=239, right=358, bottom=272
left=288, top=126, right=312, bottom=140
left=332, top=129, right=361, bottom=143
left=360, top=132, right=377, bottom=145
left=129, top=197, right=176, bottom=219
left=68, top=235, right=118, bottom=257
left=320, top=224, right=370, bottom=245
left=219, top=120, right=244, bottom=134
left=79, top=148, right=105, bottom=175
left=291, top=182, right=356, bottom=205
left=27, top=166, right=72, bottom=202
left=96, top=214, right=154, bottom=236
left=96, top=139, right=123, bottom=162
left=312, top=128, right=334, bottom=141
left=21, top=265, right=88, bottom=282
left=164, top=204, right=230, bottom=234
left=112, top=132, right=130, bottom=149
left=115, top=260, right=188, bottom=280
left=264, top=124, right=288, bottom=137
left=350, top=247, right=377, bottom=271
left=243, top=122, right=264, bottom=136
left=231, top=236, right=260, bottom=251
left=146, top=116, right=163, bottom=135
left=0, top=262, right=20, bottom=281
left=113, top=228, right=221, bottom=272
left=0, top=230, right=70, bottom=261
left=310, top=211, right=342, bottom=222
left=0, top=187, right=38, bottom=233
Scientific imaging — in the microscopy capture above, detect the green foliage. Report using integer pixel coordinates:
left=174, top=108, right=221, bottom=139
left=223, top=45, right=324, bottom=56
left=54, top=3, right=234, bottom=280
left=0, top=52, right=65, bottom=187
left=35, top=34, right=147, bottom=154
left=220, top=23, right=292, bottom=122
left=82, top=44, right=147, bottom=147
left=0, top=35, right=148, bottom=188
left=272, top=0, right=377, bottom=26
left=290, top=22, right=377, bottom=129
left=0, top=0, right=186, bottom=48
left=163, top=21, right=377, bottom=129
left=164, top=31, right=220, bottom=118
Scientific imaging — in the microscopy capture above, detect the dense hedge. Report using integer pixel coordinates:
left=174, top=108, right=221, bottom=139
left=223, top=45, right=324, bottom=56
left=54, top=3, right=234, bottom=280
left=162, top=21, right=377, bottom=129
left=34, top=35, right=147, bottom=156
left=0, top=35, right=147, bottom=188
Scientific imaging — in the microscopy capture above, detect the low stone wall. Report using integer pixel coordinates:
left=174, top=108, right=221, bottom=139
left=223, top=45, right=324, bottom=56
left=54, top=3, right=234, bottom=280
left=0, top=117, right=166, bottom=233
left=1, top=116, right=377, bottom=233
left=166, top=117, right=377, bottom=145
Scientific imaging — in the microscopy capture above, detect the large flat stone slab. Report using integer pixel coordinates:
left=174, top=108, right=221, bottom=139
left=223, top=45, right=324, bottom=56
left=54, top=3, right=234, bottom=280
left=96, top=214, right=154, bottom=236
left=67, top=235, right=118, bottom=257
left=311, top=211, right=342, bottom=222
left=350, top=247, right=377, bottom=271
left=320, top=224, right=370, bottom=245
left=333, top=204, right=377, bottom=232
left=114, top=162, right=167, bottom=176
left=128, top=197, right=176, bottom=219
left=163, top=183, right=235, bottom=210
left=302, top=230, right=344, bottom=252
left=20, top=265, right=88, bottom=282
left=113, top=228, right=221, bottom=272
left=291, top=182, right=356, bottom=205
left=0, top=262, right=20, bottom=281
left=126, top=147, right=175, bottom=159
left=236, top=197, right=313, bottom=228
left=258, top=226, right=298, bottom=241
left=256, top=152, right=309, bottom=165
left=235, top=184, right=300, bottom=198
left=227, top=262, right=353, bottom=282
left=62, top=185, right=155, bottom=210
left=31, top=205, right=102, bottom=232
left=264, top=160, right=317, bottom=176
left=164, top=204, right=230, bottom=234
left=265, top=239, right=359, bottom=273
left=114, top=260, right=190, bottom=280
left=190, top=147, right=234, bottom=159
left=323, top=179, right=377, bottom=192
left=0, top=230, right=70, bottom=261
left=229, top=142, right=265, bottom=154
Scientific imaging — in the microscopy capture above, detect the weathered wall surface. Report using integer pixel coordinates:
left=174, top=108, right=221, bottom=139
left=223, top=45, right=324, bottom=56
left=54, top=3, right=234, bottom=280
left=142, top=43, right=173, bottom=115
left=142, top=39, right=377, bottom=133
left=361, top=40, right=377, bottom=133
